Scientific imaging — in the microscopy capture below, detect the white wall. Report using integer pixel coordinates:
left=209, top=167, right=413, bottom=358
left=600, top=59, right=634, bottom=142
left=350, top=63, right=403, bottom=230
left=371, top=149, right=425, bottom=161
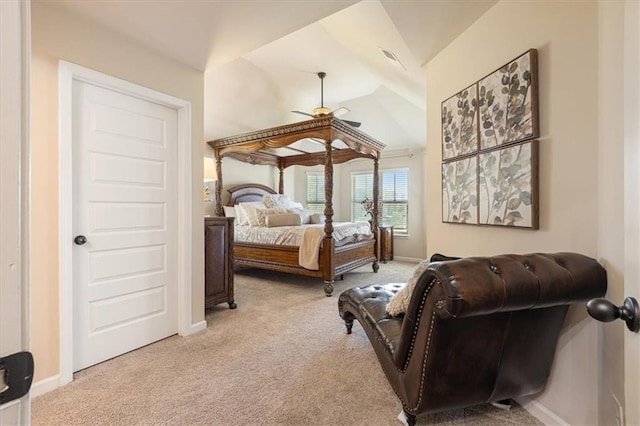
left=204, top=58, right=286, bottom=213
left=31, top=2, right=205, bottom=382
left=425, top=1, right=611, bottom=424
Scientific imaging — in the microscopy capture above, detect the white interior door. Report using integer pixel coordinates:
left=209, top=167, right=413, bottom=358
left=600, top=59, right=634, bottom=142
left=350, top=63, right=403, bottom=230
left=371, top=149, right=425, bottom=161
left=0, top=0, right=30, bottom=423
left=72, top=79, right=178, bottom=371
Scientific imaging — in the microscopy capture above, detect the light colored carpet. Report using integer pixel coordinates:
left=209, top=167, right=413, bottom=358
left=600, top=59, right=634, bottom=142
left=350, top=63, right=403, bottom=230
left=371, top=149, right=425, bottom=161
left=32, top=261, right=542, bottom=425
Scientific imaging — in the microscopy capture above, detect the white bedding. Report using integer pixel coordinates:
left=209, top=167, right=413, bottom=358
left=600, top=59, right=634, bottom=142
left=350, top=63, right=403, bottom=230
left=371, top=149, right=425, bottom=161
left=234, top=222, right=372, bottom=270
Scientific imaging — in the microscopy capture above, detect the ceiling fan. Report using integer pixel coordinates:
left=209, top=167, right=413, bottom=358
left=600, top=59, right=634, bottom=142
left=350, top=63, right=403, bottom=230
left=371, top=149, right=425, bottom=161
left=292, top=72, right=362, bottom=128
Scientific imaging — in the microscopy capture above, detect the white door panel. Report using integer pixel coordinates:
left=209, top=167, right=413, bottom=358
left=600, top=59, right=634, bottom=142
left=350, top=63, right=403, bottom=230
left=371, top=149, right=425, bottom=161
left=72, top=80, right=178, bottom=372
left=89, top=202, right=165, bottom=233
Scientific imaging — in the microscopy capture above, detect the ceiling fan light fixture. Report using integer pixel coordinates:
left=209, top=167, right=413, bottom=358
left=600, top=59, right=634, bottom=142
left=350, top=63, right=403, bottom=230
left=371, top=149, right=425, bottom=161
left=312, top=106, right=332, bottom=117
left=291, top=72, right=362, bottom=127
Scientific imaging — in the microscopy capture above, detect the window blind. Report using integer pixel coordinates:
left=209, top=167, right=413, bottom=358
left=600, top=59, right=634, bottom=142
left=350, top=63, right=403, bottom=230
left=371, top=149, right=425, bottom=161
left=351, top=169, right=408, bottom=234
left=306, top=172, right=325, bottom=214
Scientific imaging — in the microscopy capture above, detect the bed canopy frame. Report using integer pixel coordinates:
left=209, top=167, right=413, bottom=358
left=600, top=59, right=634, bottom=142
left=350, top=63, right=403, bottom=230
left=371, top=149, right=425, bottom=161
left=207, top=116, right=385, bottom=296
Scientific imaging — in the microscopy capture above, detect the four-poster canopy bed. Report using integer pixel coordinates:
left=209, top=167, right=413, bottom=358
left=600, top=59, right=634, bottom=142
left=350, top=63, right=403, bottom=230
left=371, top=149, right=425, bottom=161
left=207, top=116, right=385, bottom=296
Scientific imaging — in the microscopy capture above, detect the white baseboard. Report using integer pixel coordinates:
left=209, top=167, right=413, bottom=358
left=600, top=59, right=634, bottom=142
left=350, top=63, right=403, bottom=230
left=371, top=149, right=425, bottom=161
left=185, top=320, right=207, bottom=335
left=393, top=256, right=422, bottom=263
left=515, top=396, right=569, bottom=426
left=30, top=374, right=61, bottom=398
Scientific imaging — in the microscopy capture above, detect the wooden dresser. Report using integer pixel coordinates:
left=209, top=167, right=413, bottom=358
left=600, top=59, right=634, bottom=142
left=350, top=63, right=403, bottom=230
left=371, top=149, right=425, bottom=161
left=204, top=216, right=236, bottom=310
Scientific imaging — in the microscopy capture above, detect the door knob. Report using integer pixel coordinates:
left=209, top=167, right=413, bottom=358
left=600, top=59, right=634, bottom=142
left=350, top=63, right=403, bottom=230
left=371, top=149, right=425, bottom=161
left=587, top=297, right=640, bottom=332
left=74, top=235, right=87, bottom=245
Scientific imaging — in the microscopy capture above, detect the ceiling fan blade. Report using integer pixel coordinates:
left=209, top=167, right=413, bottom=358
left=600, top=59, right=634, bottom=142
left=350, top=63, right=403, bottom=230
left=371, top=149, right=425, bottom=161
left=342, top=119, right=361, bottom=128
left=291, top=110, right=315, bottom=118
left=332, top=106, right=351, bottom=117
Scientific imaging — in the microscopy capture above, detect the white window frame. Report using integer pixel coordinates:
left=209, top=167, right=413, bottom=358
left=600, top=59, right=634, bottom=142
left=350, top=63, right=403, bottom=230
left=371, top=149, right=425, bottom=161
left=351, top=169, right=409, bottom=235
left=305, top=171, right=325, bottom=214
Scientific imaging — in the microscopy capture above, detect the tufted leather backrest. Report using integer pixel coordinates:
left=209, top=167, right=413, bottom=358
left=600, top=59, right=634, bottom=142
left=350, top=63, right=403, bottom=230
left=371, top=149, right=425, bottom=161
left=427, top=253, right=607, bottom=319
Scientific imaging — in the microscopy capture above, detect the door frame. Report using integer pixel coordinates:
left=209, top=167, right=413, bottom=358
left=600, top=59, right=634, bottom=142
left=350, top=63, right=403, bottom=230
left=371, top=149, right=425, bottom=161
left=0, top=0, right=31, bottom=421
left=58, top=61, right=194, bottom=385
left=624, top=1, right=640, bottom=424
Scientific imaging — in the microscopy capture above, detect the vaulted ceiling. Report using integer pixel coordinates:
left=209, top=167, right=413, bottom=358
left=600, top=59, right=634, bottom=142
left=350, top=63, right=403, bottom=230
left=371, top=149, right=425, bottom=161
left=46, top=0, right=497, bottom=150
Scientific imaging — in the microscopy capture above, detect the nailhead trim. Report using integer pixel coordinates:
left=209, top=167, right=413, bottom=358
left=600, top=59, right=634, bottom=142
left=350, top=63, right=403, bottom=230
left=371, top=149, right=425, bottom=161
left=414, top=310, right=437, bottom=410
left=402, top=278, right=437, bottom=371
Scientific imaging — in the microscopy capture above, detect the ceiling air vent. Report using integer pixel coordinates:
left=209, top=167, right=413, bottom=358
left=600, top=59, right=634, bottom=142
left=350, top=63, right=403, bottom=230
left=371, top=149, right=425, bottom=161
left=378, top=47, right=406, bottom=71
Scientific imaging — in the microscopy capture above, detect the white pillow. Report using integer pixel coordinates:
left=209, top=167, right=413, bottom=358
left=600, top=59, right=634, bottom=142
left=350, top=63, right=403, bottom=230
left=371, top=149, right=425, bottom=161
left=266, top=213, right=302, bottom=227
left=223, top=206, right=236, bottom=218
left=386, top=258, right=431, bottom=316
left=262, top=194, right=292, bottom=212
left=309, top=213, right=325, bottom=224
left=287, top=207, right=311, bottom=224
left=244, top=206, right=277, bottom=227
left=236, top=201, right=266, bottom=226
left=291, top=201, right=304, bottom=209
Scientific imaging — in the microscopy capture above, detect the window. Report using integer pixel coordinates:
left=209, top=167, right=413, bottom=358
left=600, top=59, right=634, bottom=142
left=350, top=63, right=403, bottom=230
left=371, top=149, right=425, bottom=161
left=306, top=172, right=325, bottom=214
left=351, top=169, right=408, bottom=234
left=351, top=173, right=374, bottom=223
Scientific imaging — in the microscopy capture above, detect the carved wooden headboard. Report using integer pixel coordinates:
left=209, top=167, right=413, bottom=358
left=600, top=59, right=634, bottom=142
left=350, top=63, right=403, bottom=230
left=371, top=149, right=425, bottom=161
left=226, top=183, right=277, bottom=206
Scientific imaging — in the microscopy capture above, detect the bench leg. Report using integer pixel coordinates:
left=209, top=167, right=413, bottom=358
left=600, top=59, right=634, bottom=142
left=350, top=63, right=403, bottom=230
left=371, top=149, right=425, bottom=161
left=398, top=410, right=416, bottom=426
left=404, top=410, right=416, bottom=426
left=324, top=280, right=334, bottom=297
left=345, top=318, right=354, bottom=334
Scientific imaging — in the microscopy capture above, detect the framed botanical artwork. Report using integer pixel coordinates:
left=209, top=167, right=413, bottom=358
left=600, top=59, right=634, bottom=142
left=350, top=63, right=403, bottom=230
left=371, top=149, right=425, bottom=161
left=478, top=140, right=539, bottom=228
left=478, top=49, right=539, bottom=150
left=441, top=84, right=479, bottom=161
left=442, top=156, right=478, bottom=224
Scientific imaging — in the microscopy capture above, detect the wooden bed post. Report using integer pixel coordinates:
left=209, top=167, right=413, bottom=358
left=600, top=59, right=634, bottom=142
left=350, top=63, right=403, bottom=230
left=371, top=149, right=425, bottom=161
left=372, top=156, right=380, bottom=270
left=322, top=138, right=336, bottom=296
left=278, top=163, right=285, bottom=195
left=214, top=151, right=224, bottom=217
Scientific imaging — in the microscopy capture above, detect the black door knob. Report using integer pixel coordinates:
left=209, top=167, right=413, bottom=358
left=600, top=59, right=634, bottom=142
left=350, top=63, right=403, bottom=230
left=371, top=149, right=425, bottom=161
left=74, top=235, right=87, bottom=245
left=587, top=297, right=640, bottom=332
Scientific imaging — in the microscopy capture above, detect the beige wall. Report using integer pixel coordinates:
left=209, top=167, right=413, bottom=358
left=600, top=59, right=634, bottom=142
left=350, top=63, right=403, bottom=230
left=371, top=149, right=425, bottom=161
left=31, top=3, right=205, bottom=382
left=425, top=1, right=616, bottom=424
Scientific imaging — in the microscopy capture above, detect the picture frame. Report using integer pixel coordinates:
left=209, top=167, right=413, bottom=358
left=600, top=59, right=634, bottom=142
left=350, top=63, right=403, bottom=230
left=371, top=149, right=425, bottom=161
left=477, top=140, right=539, bottom=228
left=442, top=156, right=478, bottom=224
left=441, top=84, right=479, bottom=161
left=477, top=49, right=539, bottom=150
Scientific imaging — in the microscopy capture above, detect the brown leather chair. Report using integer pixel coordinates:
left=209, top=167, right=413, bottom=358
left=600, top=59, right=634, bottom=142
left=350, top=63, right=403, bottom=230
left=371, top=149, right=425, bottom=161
left=338, top=253, right=607, bottom=425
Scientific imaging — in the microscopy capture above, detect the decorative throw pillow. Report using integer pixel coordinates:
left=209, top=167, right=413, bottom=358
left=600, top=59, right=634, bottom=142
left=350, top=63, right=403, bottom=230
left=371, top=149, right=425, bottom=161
left=309, top=213, right=325, bottom=224
left=262, top=194, right=292, bottom=212
left=287, top=207, right=311, bottom=224
left=386, top=258, right=431, bottom=317
left=245, top=206, right=277, bottom=227
left=223, top=206, right=236, bottom=218
left=236, top=201, right=266, bottom=226
left=266, top=213, right=302, bottom=227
